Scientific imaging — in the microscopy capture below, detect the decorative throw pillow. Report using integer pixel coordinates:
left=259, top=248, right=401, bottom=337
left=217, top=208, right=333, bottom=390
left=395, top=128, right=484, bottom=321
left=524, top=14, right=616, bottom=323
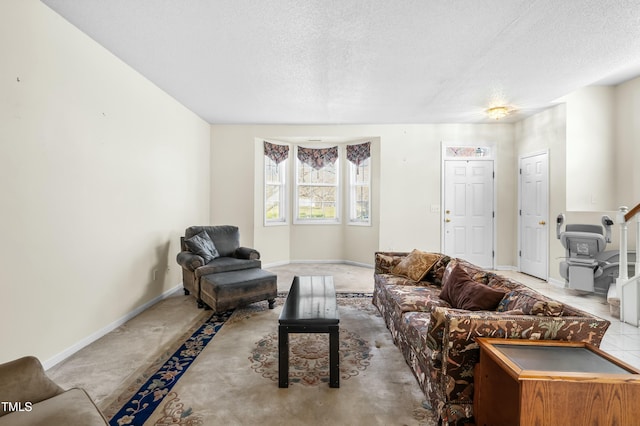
left=439, top=263, right=507, bottom=311
left=184, top=231, right=219, bottom=264
left=391, top=249, right=442, bottom=281
left=424, top=254, right=452, bottom=286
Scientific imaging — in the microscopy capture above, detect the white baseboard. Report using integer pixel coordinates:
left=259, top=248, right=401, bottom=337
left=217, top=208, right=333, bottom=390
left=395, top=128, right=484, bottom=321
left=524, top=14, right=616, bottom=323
left=494, top=265, right=518, bottom=271
left=547, top=277, right=565, bottom=287
left=264, top=259, right=374, bottom=269
left=262, top=260, right=290, bottom=268
left=43, top=283, right=183, bottom=370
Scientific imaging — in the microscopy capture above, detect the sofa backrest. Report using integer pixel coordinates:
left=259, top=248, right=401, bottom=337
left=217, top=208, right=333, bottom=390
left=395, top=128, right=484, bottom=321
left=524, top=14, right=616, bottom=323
left=185, top=225, right=240, bottom=257
left=445, top=258, right=575, bottom=317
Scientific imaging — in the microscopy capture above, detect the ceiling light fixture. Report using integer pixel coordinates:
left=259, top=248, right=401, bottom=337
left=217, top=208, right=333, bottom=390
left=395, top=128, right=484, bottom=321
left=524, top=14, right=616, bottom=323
left=485, top=106, right=511, bottom=120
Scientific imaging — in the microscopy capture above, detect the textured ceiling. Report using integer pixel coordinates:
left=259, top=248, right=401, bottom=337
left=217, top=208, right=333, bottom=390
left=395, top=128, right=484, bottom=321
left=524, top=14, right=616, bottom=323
left=41, top=0, right=640, bottom=124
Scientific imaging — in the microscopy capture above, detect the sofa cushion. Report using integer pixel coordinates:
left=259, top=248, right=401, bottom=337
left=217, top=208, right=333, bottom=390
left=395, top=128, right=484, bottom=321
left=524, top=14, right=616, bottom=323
left=391, top=249, right=441, bottom=281
left=439, top=263, right=506, bottom=311
left=385, top=284, right=451, bottom=315
left=184, top=231, right=219, bottom=263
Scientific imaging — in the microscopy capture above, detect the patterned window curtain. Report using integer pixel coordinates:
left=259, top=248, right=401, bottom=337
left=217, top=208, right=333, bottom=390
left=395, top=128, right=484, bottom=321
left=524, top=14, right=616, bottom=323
left=346, top=141, right=371, bottom=166
left=264, top=141, right=289, bottom=164
left=297, top=146, right=339, bottom=170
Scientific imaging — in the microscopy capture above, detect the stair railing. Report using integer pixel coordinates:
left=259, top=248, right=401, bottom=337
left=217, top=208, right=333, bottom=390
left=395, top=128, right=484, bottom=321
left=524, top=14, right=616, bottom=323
left=617, top=203, right=640, bottom=326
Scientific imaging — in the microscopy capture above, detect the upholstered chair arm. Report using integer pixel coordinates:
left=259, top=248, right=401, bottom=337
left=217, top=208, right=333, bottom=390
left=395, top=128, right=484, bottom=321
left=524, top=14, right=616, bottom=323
left=236, top=247, right=260, bottom=260
left=0, top=356, right=64, bottom=416
left=176, top=251, right=204, bottom=271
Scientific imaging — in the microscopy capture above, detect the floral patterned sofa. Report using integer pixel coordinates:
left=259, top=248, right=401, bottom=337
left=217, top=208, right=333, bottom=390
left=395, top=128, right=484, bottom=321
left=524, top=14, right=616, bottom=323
left=372, top=250, right=611, bottom=425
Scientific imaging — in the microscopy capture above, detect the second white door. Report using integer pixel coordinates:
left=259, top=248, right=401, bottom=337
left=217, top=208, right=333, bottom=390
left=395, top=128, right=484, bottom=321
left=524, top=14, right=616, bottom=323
left=519, top=152, right=549, bottom=280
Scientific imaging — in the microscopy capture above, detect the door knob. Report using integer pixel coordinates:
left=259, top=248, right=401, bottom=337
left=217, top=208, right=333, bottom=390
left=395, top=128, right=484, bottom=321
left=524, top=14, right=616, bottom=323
left=539, top=221, right=546, bottom=225
left=445, top=218, right=451, bottom=223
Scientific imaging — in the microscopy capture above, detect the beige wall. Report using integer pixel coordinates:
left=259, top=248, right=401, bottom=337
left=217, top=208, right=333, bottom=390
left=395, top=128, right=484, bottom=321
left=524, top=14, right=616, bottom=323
left=211, top=124, right=516, bottom=269
left=0, top=0, right=211, bottom=365
left=564, top=86, right=617, bottom=211
left=613, top=75, right=640, bottom=251
left=615, top=76, right=640, bottom=209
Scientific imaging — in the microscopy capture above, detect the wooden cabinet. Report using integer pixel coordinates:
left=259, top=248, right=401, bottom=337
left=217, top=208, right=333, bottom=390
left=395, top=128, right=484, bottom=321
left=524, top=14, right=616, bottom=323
left=474, top=338, right=640, bottom=426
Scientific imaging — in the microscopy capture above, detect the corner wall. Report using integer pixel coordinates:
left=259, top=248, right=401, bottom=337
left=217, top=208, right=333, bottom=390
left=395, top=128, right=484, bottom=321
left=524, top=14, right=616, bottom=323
left=0, top=0, right=211, bottom=365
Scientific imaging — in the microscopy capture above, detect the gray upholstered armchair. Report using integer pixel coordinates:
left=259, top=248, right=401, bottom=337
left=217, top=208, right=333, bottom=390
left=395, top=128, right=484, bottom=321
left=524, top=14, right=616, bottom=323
left=176, top=225, right=262, bottom=308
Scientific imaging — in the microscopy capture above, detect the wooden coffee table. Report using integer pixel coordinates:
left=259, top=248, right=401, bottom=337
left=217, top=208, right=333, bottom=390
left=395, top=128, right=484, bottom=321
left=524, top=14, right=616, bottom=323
left=278, top=275, right=340, bottom=388
left=474, top=338, right=640, bottom=425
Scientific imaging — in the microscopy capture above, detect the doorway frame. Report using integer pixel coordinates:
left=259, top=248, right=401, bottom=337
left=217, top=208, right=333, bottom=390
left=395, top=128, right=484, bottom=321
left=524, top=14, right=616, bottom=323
left=440, top=141, right=497, bottom=270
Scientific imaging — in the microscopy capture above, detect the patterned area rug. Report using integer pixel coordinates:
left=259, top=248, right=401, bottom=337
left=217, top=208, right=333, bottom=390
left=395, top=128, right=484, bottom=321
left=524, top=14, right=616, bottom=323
left=250, top=328, right=371, bottom=386
left=105, top=294, right=436, bottom=426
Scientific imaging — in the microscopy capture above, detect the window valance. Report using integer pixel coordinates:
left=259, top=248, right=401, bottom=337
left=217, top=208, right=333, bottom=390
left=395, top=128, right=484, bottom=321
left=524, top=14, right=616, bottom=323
left=346, top=141, right=371, bottom=166
left=264, top=141, right=289, bottom=164
left=297, top=146, right=339, bottom=170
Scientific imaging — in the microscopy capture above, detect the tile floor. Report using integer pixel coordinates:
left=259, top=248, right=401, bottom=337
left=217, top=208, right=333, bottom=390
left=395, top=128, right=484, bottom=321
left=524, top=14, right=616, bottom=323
left=498, top=270, right=640, bottom=370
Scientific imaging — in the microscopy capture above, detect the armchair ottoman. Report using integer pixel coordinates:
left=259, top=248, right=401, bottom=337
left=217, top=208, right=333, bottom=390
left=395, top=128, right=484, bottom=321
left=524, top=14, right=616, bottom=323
left=200, top=268, right=277, bottom=312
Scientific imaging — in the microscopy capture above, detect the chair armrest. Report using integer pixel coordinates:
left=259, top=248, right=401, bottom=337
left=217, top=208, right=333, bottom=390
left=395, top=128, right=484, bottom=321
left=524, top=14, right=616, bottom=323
left=0, top=357, right=64, bottom=413
left=236, top=247, right=260, bottom=260
left=176, top=251, right=204, bottom=271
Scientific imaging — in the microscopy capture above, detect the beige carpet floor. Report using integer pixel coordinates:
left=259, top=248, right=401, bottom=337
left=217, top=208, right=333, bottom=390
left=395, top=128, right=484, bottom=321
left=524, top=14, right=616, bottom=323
left=47, top=264, right=437, bottom=425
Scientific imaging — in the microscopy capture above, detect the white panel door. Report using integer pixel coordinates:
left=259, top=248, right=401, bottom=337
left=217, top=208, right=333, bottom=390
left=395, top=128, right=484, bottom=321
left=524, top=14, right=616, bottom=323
left=519, top=152, right=549, bottom=280
left=444, top=160, right=494, bottom=268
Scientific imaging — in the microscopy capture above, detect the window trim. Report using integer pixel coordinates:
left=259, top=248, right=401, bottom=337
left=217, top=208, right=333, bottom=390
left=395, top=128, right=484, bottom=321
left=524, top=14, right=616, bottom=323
left=348, top=157, right=371, bottom=226
left=263, top=154, right=288, bottom=226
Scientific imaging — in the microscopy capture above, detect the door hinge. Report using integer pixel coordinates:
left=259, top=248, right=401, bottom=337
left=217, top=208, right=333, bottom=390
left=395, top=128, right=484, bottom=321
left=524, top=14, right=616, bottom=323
left=492, top=250, right=495, bottom=258
left=493, top=171, right=495, bottom=178
left=519, top=168, right=522, bottom=174
left=492, top=211, right=495, bottom=218
left=519, top=250, right=522, bottom=257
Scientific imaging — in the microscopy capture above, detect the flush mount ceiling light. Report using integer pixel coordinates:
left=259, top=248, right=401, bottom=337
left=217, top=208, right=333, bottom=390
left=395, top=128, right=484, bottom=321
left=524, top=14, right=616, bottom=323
left=485, top=106, right=511, bottom=120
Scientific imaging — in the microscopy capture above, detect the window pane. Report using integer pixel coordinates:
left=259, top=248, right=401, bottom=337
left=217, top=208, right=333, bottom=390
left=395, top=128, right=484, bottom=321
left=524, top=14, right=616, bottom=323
left=297, top=186, right=337, bottom=219
left=266, top=185, right=279, bottom=217
left=298, top=161, right=337, bottom=185
left=265, top=155, right=286, bottom=223
left=349, top=158, right=371, bottom=223
left=354, top=185, right=370, bottom=220
left=265, top=157, right=281, bottom=183
left=353, top=158, right=370, bottom=184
